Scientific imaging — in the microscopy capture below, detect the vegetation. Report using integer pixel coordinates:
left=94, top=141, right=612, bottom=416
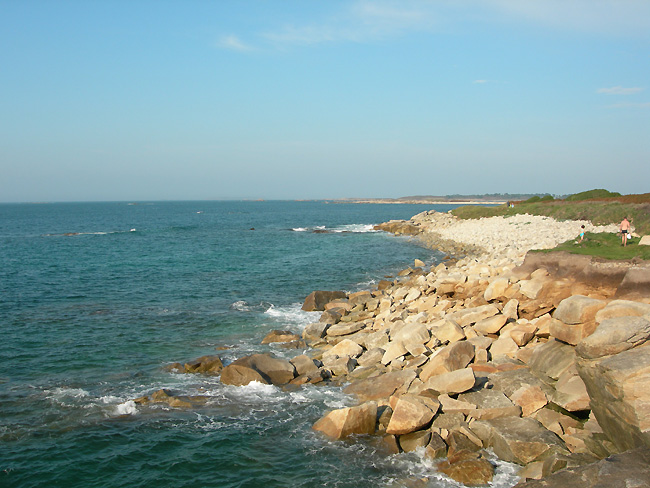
left=453, top=191, right=650, bottom=234
left=536, top=232, right=650, bottom=261
left=563, top=189, right=621, bottom=202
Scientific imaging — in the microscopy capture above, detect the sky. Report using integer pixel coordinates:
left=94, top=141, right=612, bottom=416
left=1, top=0, right=649, bottom=202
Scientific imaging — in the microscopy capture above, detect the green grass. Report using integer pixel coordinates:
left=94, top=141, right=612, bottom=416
left=563, top=189, right=621, bottom=201
left=452, top=201, right=650, bottom=235
left=536, top=232, right=650, bottom=260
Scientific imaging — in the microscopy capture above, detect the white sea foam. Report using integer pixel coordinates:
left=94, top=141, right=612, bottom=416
left=264, top=303, right=319, bottom=328
left=330, top=224, right=378, bottom=233
left=114, top=400, right=138, bottom=416
left=291, top=227, right=308, bottom=232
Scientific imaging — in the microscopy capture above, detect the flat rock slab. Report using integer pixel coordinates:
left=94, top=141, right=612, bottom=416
left=302, top=290, right=347, bottom=311
left=344, top=370, right=417, bottom=402
left=576, top=316, right=650, bottom=359
left=553, top=295, right=606, bottom=325
left=516, top=447, right=650, bottom=488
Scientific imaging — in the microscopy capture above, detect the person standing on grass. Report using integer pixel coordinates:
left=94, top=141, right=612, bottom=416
left=579, top=225, right=585, bottom=243
left=620, top=217, right=632, bottom=246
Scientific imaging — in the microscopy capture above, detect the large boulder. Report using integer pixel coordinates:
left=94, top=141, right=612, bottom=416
left=220, top=353, right=296, bottom=386
left=528, top=339, right=576, bottom=381
left=386, top=394, right=439, bottom=435
left=576, top=316, right=650, bottom=359
left=302, top=290, right=347, bottom=311
left=419, top=341, right=475, bottom=381
left=322, top=339, right=364, bottom=360
left=595, top=299, right=650, bottom=323
left=447, top=304, right=500, bottom=328
left=423, top=367, right=476, bottom=395
left=182, top=355, right=224, bottom=375
left=577, top=342, right=650, bottom=451
left=476, top=417, right=569, bottom=465
left=552, top=295, right=607, bottom=325
left=344, top=370, right=417, bottom=402
left=459, top=389, right=522, bottom=420
left=515, top=447, right=650, bottom=488
left=312, top=401, right=378, bottom=439
left=437, top=451, right=495, bottom=486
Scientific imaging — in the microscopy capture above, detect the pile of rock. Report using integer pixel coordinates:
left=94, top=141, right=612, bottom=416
left=296, top=253, right=650, bottom=485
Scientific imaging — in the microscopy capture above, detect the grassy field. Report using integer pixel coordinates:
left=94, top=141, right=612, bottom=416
left=536, top=232, right=650, bottom=260
left=451, top=190, right=650, bottom=260
left=452, top=193, right=650, bottom=235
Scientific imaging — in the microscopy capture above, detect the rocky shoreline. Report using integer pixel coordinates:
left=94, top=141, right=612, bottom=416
left=137, top=211, right=650, bottom=487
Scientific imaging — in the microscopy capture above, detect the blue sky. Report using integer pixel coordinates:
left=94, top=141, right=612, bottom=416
left=1, top=0, right=648, bottom=202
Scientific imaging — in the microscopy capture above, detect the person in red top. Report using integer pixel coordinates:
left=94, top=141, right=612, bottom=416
left=620, top=217, right=632, bottom=246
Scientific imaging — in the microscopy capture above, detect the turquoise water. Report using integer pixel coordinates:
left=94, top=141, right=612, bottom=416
left=1, top=201, right=517, bottom=488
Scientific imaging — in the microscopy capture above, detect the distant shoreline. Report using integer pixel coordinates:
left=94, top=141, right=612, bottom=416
left=338, top=199, right=506, bottom=205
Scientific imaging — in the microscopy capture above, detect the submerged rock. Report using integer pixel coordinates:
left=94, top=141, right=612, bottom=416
left=220, top=353, right=296, bottom=386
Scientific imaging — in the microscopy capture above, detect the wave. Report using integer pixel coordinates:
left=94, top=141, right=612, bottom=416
left=264, top=303, right=319, bottom=328
left=290, top=224, right=378, bottom=234
left=229, top=300, right=273, bottom=313
left=43, top=229, right=137, bottom=237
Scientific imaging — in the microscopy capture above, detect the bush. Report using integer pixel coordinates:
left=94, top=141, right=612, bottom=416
left=540, top=195, right=554, bottom=201
left=525, top=196, right=541, bottom=203
left=564, top=189, right=621, bottom=202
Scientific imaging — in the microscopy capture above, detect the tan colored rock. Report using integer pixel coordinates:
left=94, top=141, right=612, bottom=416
left=460, top=389, right=522, bottom=420
left=577, top=342, right=650, bottom=451
left=447, top=304, right=500, bottom=327
left=549, top=318, right=597, bottom=346
left=290, top=354, right=320, bottom=376
left=437, top=451, right=495, bottom=486
left=425, top=432, right=448, bottom=458
left=423, top=367, right=476, bottom=395
left=312, top=401, right=377, bottom=439
left=552, top=370, right=590, bottom=412
left=344, top=370, right=417, bottom=402
left=477, top=416, right=569, bottom=465
left=430, top=318, right=465, bottom=343
left=302, top=322, right=329, bottom=343
left=356, top=347, right=385, bottom=367
left=484, top=277, right=509, bottom=302
left=381, top=341, right=408, bottom=365
left=489, top=336, right=519, bottom=358
left=510, top=385, right=548, bottom=417
left=386, top=394, right=440, bottom=435
left=438, top=394, right=478, bottom=415
left=528, top=339, right=576, bottom=380
left=392, top=322, right=430, bottom=349
left=261, top=330, right=301, bottom=344
left=322, top=355, right=357, bottom=376
left=398, top=429, right=431, bottom=452
left=419, top=341, right=475, bottom=381
left=503, top=298, right=519, bottom=320
left=553, top=295, right=607, bottom=325
left=510, top=323, right=537, bottom=347
left=325, top=321, right=365, bottom=337
left=595, top=299, right=650, bottom=323
left=182, top=355, right=224, bottom=375
left=519, top=279, right=546, bottom=299
left=576, top=316, right=650, bottom=359
left=220, top=353, right=295, bottom=386
left=322, top=339, right=363, bottom=360
left=302, top=290, right=347, bottom=311
left=474, top=314, right=508, bottom=335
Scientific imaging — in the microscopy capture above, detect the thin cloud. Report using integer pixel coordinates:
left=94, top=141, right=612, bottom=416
left=262, top=0, right=437, bottom=46
left=607, top=101, right=650, bottom=108
left=597, top=86, right=644, bottom=95
left=217, top=35, right=254, bottom=52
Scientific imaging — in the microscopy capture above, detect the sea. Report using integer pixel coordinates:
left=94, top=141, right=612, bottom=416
left=0, top=201, right=520, bottom=488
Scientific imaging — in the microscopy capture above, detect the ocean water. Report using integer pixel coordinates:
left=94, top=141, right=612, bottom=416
left=0, top=201, right=519, bottom=488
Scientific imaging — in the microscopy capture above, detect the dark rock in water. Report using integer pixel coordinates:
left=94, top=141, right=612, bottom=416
left=183, top=355, right=224, bottom=375
left=312, top=229, right=329, bottom=233
left=302, top=290, right=347, bottom=311
left=133, top=388, right=209, bottom=409
left=220, top=353, right=296, bottom=386
left=516, top=447, right=650, bottom=488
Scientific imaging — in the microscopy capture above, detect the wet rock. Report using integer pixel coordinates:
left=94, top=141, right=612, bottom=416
left=425, top=432, right=448, bottom=458
left=261, top=330, right=301, bottom=344
left=515, top=447, right=650, bottom=488
left=220, top=353, right=296, bottom=386
left=398, top=429, right=432, bottom=452
left=312, top=401, right=378, bottom=439
left=437, top=450, right=495, bottom=486
left=476, top=416, right=569, bottom=465
left=182, top=355, right=224, bottom=375
left=386, top=394, right=439, bottom=435
left=302, top=290, right=347, bottom=311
